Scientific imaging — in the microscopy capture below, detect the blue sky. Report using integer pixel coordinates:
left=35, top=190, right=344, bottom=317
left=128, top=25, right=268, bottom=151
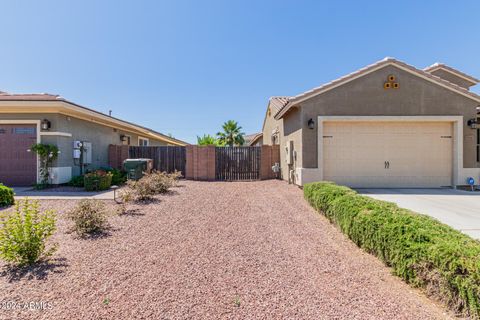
left=1, top=1, right=479, bottom=143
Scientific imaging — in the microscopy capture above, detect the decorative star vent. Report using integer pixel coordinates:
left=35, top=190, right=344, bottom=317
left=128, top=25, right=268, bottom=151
left=384, top=75, right=399, bottom=89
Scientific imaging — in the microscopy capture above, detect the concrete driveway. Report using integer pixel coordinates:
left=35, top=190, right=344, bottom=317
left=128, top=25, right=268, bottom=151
left=358, top=188, right=480, bottom=239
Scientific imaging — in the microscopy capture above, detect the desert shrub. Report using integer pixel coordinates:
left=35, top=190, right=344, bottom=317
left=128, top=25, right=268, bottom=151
left=67, top=199, right=108, bottom=235
left=68, top=175, right=85, bottom=188
left=0, top=184, right=14, bottom=207
left=304, top=182, right=480, bottom=318
left=0, top=199, right=57, bottom=265
left=125, top=178, right=155, bottom=201
left=84, top=170, right=113, bottom=191
left=123, top=171, right=177, bottom=202
left=166, top=170, right=182, bottom=187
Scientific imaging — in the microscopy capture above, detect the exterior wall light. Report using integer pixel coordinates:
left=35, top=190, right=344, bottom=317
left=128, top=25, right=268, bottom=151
left=41, top=119, right=51, bottom=131
left=120, top=134, right=127, bottom=142
left=307, top=118, right=315, bottom=129
left=467, top=118, right=478, bottom=129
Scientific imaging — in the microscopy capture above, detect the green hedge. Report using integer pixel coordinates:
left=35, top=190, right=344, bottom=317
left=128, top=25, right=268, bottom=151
left=304, top=182, right=480, bottom=318
left=84, top=171, right=113, bottom=191
left=0, top=184, right=14, bottom=207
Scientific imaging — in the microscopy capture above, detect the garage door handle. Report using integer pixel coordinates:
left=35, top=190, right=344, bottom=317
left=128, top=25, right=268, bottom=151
left=384, top=161, right=387, bottom=169
left=385, top=161, right=390, bottom=169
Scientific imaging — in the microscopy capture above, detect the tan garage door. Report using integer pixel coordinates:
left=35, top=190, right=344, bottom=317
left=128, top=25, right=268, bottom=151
left=323, top=121, right=453, bottom=188
left=0, top=124, right=37, bottom=186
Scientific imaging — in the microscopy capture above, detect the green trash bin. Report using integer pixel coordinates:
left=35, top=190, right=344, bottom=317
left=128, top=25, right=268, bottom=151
left=123, top=159, right=153, bottom=180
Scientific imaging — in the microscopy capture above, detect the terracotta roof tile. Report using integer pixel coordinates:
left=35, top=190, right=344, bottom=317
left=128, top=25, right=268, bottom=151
left=269, top=96, right=290, bottom=113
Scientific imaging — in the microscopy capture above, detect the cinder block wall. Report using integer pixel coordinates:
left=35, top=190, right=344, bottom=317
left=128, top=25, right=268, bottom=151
left=260, top=145, right=280, bottom=180
left=185, top=145, right=216, bottom=181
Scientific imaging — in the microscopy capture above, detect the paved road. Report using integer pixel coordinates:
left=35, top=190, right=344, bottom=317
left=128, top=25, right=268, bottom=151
left=359, top=188, right=480, bottom=239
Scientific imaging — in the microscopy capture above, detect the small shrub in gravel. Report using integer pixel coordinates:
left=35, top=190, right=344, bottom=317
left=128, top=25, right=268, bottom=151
left=166, top=170, right=182, bottom=187
left=0, top=183, right=14, bottom=207
left=68, top=199, right=108, bottom=235
left=126, top=179, right=155, bottom=201
left=304, top=182, right=480, bottom=318
left=123, top=171, right=179, bottom=202
left=0, top=198, right=57, bottom=266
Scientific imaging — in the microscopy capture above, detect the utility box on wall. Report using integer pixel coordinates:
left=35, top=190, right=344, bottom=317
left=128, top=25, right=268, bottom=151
left=285, top=140, right=294, bottom=165
left=83, top=142, right=92, bottom=164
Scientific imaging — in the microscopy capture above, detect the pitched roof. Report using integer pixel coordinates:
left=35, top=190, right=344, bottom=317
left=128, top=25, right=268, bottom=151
left=0, top=91, right=188, bottom=146
left=0, top=92, right=63, bottom=100
left=269, top=96, right=290, bottom=113
left=245, top=132, right=262, bottom=146
left=423, top=63, right=480, bottom=85
left=274, top=57, right=480, bottom=120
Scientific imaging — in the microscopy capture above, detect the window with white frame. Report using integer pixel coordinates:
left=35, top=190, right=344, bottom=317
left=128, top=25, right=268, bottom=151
left=139, top=137, right=149, bottom=146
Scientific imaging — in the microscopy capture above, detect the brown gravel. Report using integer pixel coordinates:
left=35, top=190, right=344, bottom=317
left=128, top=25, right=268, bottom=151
left=0, top=180, right=450, bottom=319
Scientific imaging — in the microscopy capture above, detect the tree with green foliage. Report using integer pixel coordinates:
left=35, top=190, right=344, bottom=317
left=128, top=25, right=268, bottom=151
left=30, top=143, right=60, bottom=185
left=216, top=120, right=245, bottom=147
left=197, top=134, right=223, bottom=146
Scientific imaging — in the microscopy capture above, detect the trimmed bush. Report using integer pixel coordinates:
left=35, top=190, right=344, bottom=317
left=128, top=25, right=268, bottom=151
left=0, top=184, right=14, bottom=207
left=67, top=199, right=108, bottom=235
left=84, top=170, right=113, bottom=191
left=68, top=175, right=85, bottom=188
left=99, top=167, right=127, bottom=186
left=0, top=198, right=57, bottom=265
left=110, top=168, right=127, bottom=186
left=304, top=182, right=480, bottom=318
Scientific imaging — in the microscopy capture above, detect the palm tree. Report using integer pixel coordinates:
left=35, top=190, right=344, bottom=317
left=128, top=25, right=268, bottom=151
left=216, top=120, right=245, bottom=146
left=197, top=134, right=219, bottom=146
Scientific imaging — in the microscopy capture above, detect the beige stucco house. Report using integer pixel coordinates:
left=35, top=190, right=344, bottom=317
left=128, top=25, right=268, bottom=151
left=0, top=92, right=187, bottom=186
left=262, top=58, right=480, bottom=188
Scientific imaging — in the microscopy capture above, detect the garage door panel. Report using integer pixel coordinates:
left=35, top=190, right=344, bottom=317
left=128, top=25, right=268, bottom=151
left=323, top=121, right=452, bottom=188
left=0, top=124, right=37, bottom=186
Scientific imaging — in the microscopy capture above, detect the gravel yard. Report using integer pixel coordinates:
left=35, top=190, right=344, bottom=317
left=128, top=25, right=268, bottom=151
left=0, top=180, right=449, bottom=319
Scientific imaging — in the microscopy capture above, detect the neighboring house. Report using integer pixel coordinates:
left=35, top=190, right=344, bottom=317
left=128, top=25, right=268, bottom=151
left=0, top=92, right=187, bottom=186
left=245, top=132, right=263, bottom=146
left=262, top=58, right=480, bottom=188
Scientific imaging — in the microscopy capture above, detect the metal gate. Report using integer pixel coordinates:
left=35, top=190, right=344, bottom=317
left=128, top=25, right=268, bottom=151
left=215, top=147, right=261, bottom=181
left=129, top=146, right=186, bottom=174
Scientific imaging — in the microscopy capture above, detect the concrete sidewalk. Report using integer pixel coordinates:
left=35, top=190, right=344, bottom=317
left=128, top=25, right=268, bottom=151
left=358, top=188, right=480, bottom=239
left=13, top=187, right=116, bottom=200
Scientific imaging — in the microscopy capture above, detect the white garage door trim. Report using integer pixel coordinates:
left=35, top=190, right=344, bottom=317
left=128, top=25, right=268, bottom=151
left=316, top=116, right=463, bottom=187
left=0, top=120, right=41, bottom=184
